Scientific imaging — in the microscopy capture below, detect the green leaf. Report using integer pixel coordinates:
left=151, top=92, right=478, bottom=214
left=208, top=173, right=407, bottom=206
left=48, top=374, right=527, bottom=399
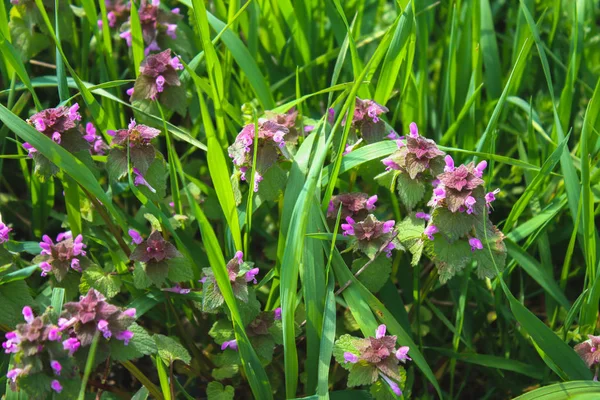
left=0, top=280, right=34, bottom=327
left=396, top=173, right=425, bottom=210
left=428, top=237, right=472, bottom=283
left=206, top=381, right=235, bottom=400
left=432, top=207, right=475, bottom=242
left=109, top=323, right=157, bottom=361
left=81, top=265, right=122, bottom=299
left=351, top=256, right=392, bottom=293
left=167, top=257, right=194, bottom=282
left=332, top=334, right=360, bottom=369
left=347, top=362, right=378, bottom=387
left=154, top=334, right=191, bottom=365
left=209, top=319, right=235, bottom=344
left=513, top=381, right=600, bottom=399
left=212, top=364, right=240, bottom=381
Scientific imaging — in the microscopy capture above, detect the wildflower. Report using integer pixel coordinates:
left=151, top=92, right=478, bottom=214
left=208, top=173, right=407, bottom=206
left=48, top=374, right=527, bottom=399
left=245, top=268, right=260, bottom=284
left=111, top=119, right=160, bottom=147
left=0, top=223, right=11, bottom=244
left=274, top=308, right=282, bottom=320
left=115, top=330, right=134, bottom=345
left=221, top=339, right=238, bottom=351
left=424, top=225, right=438, bottom=240
left=415, top=212, right=430, bottom=221
left=409, top=122, right=419, bottom=138
left=396, top=346, right=411, bottom=363
left=485, top=188, right=500, bottom=206
left=36, top=232, right=87, bottom=281
left=342, top=215, right=399, bottom=259
left=437, top=163, right=485, bottom=213
left=428, top=187, right=446, bottom=207
left=465, top=195, right=477, bottom=214
left=344, top=352, right=359, bottom=363
left=6, top=368, right=24, bottom=382
left=61, top=289, right=136, bottom=346
left=574, top=335, right=600, bottom=372
left=343, top=98, right=388, bottom=127
left=469, top=237, right=483, bottom=252
left=51, top=380, right=63, bottom=393
left=3, top=332, right=19, bottom=354
left=50, top=360, right=62, bottom=375
left=83, top=123, right=109, bottom=155
left=387, top=130, right=400, bottom=140
left=129, top=229, right=144, bottom=245
left=133, top=168, right=157, bottom=193
left=119, top=0, right=181, bottom=53
left=474, top=160, right=487, bottom=178
left=130, top=230, right=181, bottom=264
left=341, top=217, right=355, bottom=236
left=22, top=306, right=34, bottom=324
left=101, top=0, right=129, bottom=29
left=444, top=155, right=455, bottom=172
left=327, top=193, right=378, bottom=220
left=328, top=108, right=335, bottom=124
left=163, top=284, right=191, bottom=294
left=131, top=49, right=182, bottom=102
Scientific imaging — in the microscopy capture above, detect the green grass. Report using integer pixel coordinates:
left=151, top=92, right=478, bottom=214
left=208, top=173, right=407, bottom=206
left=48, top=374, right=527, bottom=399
left=0, top=0, right=599, bottom=399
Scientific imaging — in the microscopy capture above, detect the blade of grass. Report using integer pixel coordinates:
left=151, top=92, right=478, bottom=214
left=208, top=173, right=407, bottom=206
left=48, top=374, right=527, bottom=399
left=130, top=1, right=145, bottom=76
left=54, top=0, right=68, bottom=102
left=78, top=332, right=100, bottom=400
left=512, top=381, right=600, bottom=399
left=0, top=32, right=42, bottom=110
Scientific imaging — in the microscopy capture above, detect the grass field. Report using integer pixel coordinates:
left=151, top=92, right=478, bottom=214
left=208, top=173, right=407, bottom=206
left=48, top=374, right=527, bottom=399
left=0, top=0, right=599, bottom=399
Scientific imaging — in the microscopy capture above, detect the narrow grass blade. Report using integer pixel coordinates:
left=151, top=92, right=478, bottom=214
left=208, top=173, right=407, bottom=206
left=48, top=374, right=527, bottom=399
left=130, top=1, right=145, bottom=76
left=0, top=32, right=42, bottom=110
left=479, top=0, right=502, bottom=99
left=54, top=0, right=68, bottom=102
left=512, top=381, right=600, bottom=399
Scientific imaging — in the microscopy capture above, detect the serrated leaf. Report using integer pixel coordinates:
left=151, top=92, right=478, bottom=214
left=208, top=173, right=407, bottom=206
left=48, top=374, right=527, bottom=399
left=212, top=364, right=240, bottom=381
left=432, top=207, right=476, bottom=242
left=133, top=263, right=152, bottom=289
left=333, top=334, right=360, bottom=369
left=0, top=280, right=34, bottom=327
left=351, top=256, right=392, bottom=293
left=375, top=169, right=399, bottom=190
left=167, top=257, right=194, bottom=282
left=429, top=237, right=472, bottom=283
left=144, top=261, right=169, bottom=287
left=473, top=228, right=507, bottom=279
left=236, top=288, right=261, bottom=326
left=139, top=157, right=167, bottom=201
left=206, top=381, right=235, bottom=400
left=130, top=146, right=156, bottom=176
left=209, top=319, right=235, bottom=344
left=109, top=323, right=157, bottom=361
left=82, top=265, right=122, bottom=298
left=256, top=164, right=287, bottom=203
left=348, top=362, right=378, bottom=387
left=251, top=335, right=276, bottom=364
left=154, top=334, right=191, bottom=365
left=396, top=173, right=425, bottom=210
left=107, top=148, right=128, bottom=180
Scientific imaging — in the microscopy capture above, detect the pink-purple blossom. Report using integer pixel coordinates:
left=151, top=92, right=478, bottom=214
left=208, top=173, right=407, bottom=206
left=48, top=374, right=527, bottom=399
left=344, top=352, right=359, bottom=363
left=415, top=212, right=430, bottom=221
left=51, top=379, right=63, bottom=393
left=133, top=168, right=156, bottom=193
left=221, top=339, right=238, bottom=351
left=274, top=307, right=282, bottom=320
left=424, top=225, right=438, bottom=240
left=163, top=284, right=191, bottom=294
left=63, top=337, right=81, bottom=355
left=129, top=229, right=144, bottom=245
left=0, top=223, right=11, bottom=244
left=50, top=360, right=62, bottom=375
left=37, top=232, right=87, bottom=280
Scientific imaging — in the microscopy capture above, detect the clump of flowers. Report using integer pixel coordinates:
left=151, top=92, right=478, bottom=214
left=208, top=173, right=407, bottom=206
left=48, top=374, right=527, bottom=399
left=83, top=122, right=109, bottom=155
left=129, top=49, right=185, bottom=112
left=327, top=193, right=378, bottom=220
left=200, top=251, right=259, bottom=311
left=98, top=0, right=130, bottom=29
left=60, top=289, right=136, bottom=346
left=34, top=231, right=89, bottom=281
left=334, top=324, right=409, bottom=396
left=3, top=306, right=76, bottom=396
left=378, top=122, right=506, bottom=283
left=0, top=221, right=11, bottom=244
left=119, top=0, right=181, bottom=55
left=228, top=115, right=295, bottom=192
left=342, top=98, right=389, bottom=145
left=574, top=335, right=600, bottom=381
left=129, top=230, right=190, bottom=287
left=342, top=214, right=401, bottom=259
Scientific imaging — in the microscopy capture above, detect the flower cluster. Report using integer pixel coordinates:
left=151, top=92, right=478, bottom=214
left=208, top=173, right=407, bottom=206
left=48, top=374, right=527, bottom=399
left=83, top=122, right=109, bottom=155
left=98, top=0, right=130, bottom=29
left=382, top=122, right=445, bottom=179
left=35, top=231, right=88, bottom=281
left=130, top=230, right=181, bottom=264
left=335, top=325, right=410, bottom=396
left=228, top=111, right=297, bottom=192
left=327, top=193, right=378, bottom=220
left=3, top=306, right=71, bottom=395
left=129, top=49, right=183, bottom=103
left=200, top=251, right=259, bottom=311
left=574, top=335, right=600, bottom=381
left=119, top=0, right=181, bottom=55
left=0, top=221, right=11, bottom=244
left=342, top=214, right=399, bottom=259
left=61, top=289, right=136, bottom=346
left=344, top=98, right=388, bottom=127
left=339, top=98, right=390, bottom=148
left=23, top=104, right=82, bottom=156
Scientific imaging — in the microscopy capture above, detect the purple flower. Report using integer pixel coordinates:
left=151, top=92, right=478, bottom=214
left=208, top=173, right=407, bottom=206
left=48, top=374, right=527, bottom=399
left=375, top=324, right=386, bottom=339
left=166, top=23, right=177, bottom=39
left=40, top=262, right=52, bottom=277
left=126, top=87, right=135, bottom=97
left=341, top=217, right=356, bottom=236
left=424, top=225, right=438, bottom=241
left=132, top=49, right=182, bottom=101
left=123, top=308, right=137, bottom=318
left=415, top=212, right=430, bottom=221
left=328, top=108, right=335, bottom=124
left=465, top=195, right=477, bottom=214
left=344, top=352, right=359, bottom=363
left=6, top=368, right=24, bottom=382
left=22, top=142, right=37, bottom=157
left=274, top=307, right=282, bottom=320
left=63, top=337, right=81, bottom=355
left=155, top=75, right=165, bottom=92
left=474, top=160, right=487, bottom=178
left=444, top=155, right=455, bottom=172
left=22, top=306, right=34, bottom=324
left=111, top=119, right=160, bottom=146
left=130, top=231, right=182, bottom=264
left=253, top=171, right=263, bottom=193
left=133, top=168, right=157, bottom=193
left=387, top=130, right=400, bottom=140
left=382, top=220, right=395, bottom=234
left=129, top=229, right=144, bottom=245
left=116, top=330, right=134, bottom=345
left=221, top=339, right=238, bottom=351
left=343, top=98, right=388, bottom=127
left=409, top=122, right=419, bottom=138
left=3, top=332, right=19, bottom=353
left=245, top=268, right=260, bottom=284
left=119, top=30, right=132, bottom=46
left=438, top=163, right=485, bottom=213
left=51, top=132, right=61, bottom=144
left=366, top=195, right=378, bottom=210
left=97, top=320, right=112, bottom=339
left=485, top=188, right=500, bottom=206
left=107, top=11, right=117, bottom=27
left=396, top=346, right=411, bottom=363
left=48, top=328, right=61, bottom=341
left=163, top=284, right=191, bottom=294
left=384, top=242, right=396, bottom=258
left=50, top=360, right=62, bottom=375
left=428, top=187, right=446, bottom=207
left=380, top=372, right=402, bottom=396
left=469, top=237, right=483, bottom=252
left=51, top=379, right=63, bottom=393
left=575, top=335, right=600, bottom=369
left=0, top=223, right=11, bottom=244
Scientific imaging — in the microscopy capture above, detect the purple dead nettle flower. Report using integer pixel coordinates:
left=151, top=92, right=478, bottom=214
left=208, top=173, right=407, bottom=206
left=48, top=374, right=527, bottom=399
left=119, top=0, right=181, bottom=54
left=485, top=188, right=500, bottom=208
left=61, top=289, right=136, bottom=347
left=274, top=307, right=282, bottom=320
left=341, top=324, right=409, bottom=396
left=83, top=122, right=109, bottom=155
left=436, top=163, right=485, bottom=213
left=200, top=251, right=258, bottom=311
left=228, top=114, right=295, bottom=192
left=574, top=335, right=600, bottom=381
left=424, top=225, right=438, bottom=241
left=0, top=222, right=11, bottom=244
left=133, top=167, right=157, bottom=193
left=221, top=339, right=238, bottom=351
left=98, top=0, right=129, bottom=29
left=130, top=230, right=182, bottom=265
left=163, top=284, right=191, bottom=294
left=382, top=122, right=445, bottom=179
left=342, top=214, right=399, bottom=258
left=415, top=212, right=431, bottom=221
left=36, top=231, right=87, bottom=281
left=343, top=98, right=388, bottom=126
left=469, top=237, right=483, bottom=252
left=129, top=229, right=144, bottom=245
left=129, top=49, right=183, bottom=102
left=23, top=104, right=83, bottom=156
left=327, top=193, right=378, bottom=220
left=51, top=379, right=63, bottom=393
